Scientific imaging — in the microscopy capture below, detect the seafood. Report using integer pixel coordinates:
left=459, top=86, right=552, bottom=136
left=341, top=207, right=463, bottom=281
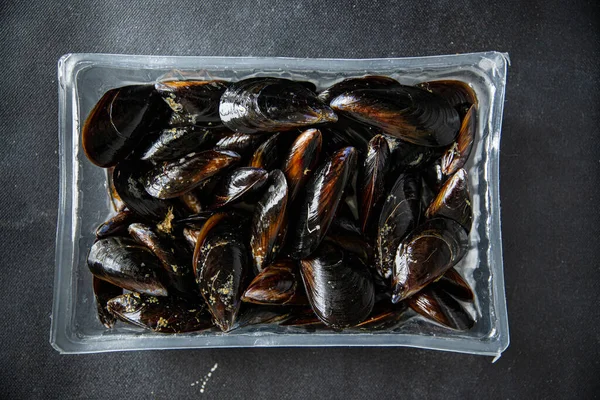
left=415, top=79, right=478, bottom=110
left=441, top=105, right=476, bottom=176
left=138, top=126, right=227, bottom=162
left=179, top=191, right=203, bottom=214
left=408, top=285, right=475, bottom=330
left=95, top=209, right=138, bottom=239
left=214, top=132, right=267, bottom=157
left=318, top=75, right=401, bottom=104
left=242, top=259, right=308, bottom=305
left=92, top=276, right=122, bottom=328
left=358, top=135, right=390, bottom=234
left=249, top=132, right=296, bottom=171
left=209, top=167, right=268, bottom=210
left=425, top=169, right=472, bottom=232
left=436, top=268, right=475, bottom=302
left=282, top=128, right=323, bottom=201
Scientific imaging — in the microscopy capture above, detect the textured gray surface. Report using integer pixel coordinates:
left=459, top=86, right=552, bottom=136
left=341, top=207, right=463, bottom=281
left=1, top=0, right=599, bottom=398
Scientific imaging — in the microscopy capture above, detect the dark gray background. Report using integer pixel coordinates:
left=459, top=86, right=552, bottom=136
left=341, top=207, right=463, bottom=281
left=1, top=0, right=598, bottom=398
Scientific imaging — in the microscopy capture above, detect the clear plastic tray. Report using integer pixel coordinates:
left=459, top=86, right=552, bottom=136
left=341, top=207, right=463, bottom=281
left=52, top=52, right=509, bottom=356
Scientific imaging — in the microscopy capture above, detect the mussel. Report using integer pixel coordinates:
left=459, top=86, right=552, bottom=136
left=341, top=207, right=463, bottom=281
left=321, top=115, right=380, bottom=153
left=209, top=167, right=268, bottom=210
left=415, top=79, right=478, bottom=110
left=391, top=217, right=468, bottom=303
left=408, top=285, right=475, bottom=330
left=436, top=268, right=475, bottom=302
left=249, top=132, right=296, bottom=171
left=95, top=209, right=138, bottom=239
left=92, top=276, right=122, bottom=328
left=318, top=75, right=401, bottom=104
left=358, top=135, right=390, bottom=234
left=179, top=191, right=204, bottom=214
left=219, top=78, right=338, bottom=133
left=282, top=128, right=323, bottom=201
left=214, top=132, right=267, bottom=157
left=138, top=126, right=227, bottom=162
left=106, top=167, right=126, bottom=212
left=425, top=168, right=472, bottom=232
left=242, top=259, right=308, bottom=305
left=440, top=105, right=476, bottom=176
left=385, top=136, right=445, bottom=173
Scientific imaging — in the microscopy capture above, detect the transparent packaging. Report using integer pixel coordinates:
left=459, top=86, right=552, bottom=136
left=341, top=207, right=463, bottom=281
left=53, top=52, right=509, bottom=356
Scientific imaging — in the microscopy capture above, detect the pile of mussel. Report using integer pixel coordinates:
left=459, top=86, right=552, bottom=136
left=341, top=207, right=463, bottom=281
left=83, top=75, right=478, bottom=334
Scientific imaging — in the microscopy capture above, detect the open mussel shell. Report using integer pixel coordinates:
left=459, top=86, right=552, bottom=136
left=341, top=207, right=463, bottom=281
left=391, top=217, right=468, bottom=303
left=436, top=268, right=475, bottom=302
left=155, top=80, right=228, bottom=126
left=415, top=79, right=478, bottom=110
left=144, top=149, right=241, bottom=199
left=249, top=132, right=297, bottom=171
left=318, top=75, right=401, bottom=104
left=92, top=276, right=122, bottom=329
left=408, top=285, right=475, bottom=330
left=87, top=237, right=169, bottom=296
left=219, top=78, right=338, bottom=133
left=300, top=243, right=375, bottom=329
left=441, top=104, right=476, bottom=176
left=291, top=146, right=357, bottom=259
left=82, top=85, right=169, bottom=167
left=128, top=223, right=196, bottom=295
left=95, top=209, right=138, bottom=239
left=282, top=128, right=323, bottom=201
left=209, top=167, right=268, bottom=210
left=214, top=132, right=268, bottom=158
left=113, top=160, right=184, bottom=222
left=250, top=170, right=288, bottom=272
left=242, top=259, right=308, bottom=306
left=107, top=292, right=213, bottom=333
left=193, top=213, right=249, bottom=332
left=376, top=172, right=421, bottom=279
left=358, top=135, right=390, bottom=234
left=138, top=126, right=228, bottom=162
left=425, top=168, right=472, bottom=233
left=330, top=85, right=460, bottom=147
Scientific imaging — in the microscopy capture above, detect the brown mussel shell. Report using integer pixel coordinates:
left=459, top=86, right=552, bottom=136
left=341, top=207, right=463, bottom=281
left=354, top=301, right=408, bottom=331
left=321, top=115, right=379, bottom=154
left=318, top=75, right=401, bottom=104
left=107, top=167, right=126, bottom=212
left=391, top=217, right=468, bottom=303
left=155, top=80, right=228, bottom=126
left=219, top=78, right=337, bottom=133
left=280, top=307, right=324, bottom=328
left=144, top=150, right=240, bottom=199
left=330, top=85, right=460, bottom=147
left=92, top=276, right=122, bottom=329
left=358, top=135, right=390, bottom=234
left=441, top=104, right=476, bottom=176
left=107, top=292, right=213, bottom=333
left=282, top=128, right=323, bottom=202
left=436, top=268, right=475, bottom=302
left=234, top=305, right=292, bottom=329
left=416, top=79, right=478, bottom=110
left=82, top=85, right=168, bottom=167
left=87, top=237, right=169, bottom=296
left=300, top=243, right=375, bottom=329
left=193, top=213, right=249, bottom=332
left=95, top=209, right=138, bottom=239
left=376, top=172, right=421, bottom=279
left=290, top=146, right=358, bottom=259
left=242, top=259, right=308, bottom=306
left=423, top=159, right=446, bottom=195
left=214, top=132, right=268, bottom=158
left=138, top=126, right=227, bottom=162
left=182, top=226, right=203, bottom=249
left=425, top=168, right=472, bottom=232
left=209, top=167, right=268, bottom=210
left=179, top=191, right=204, bottom=214
left=408, top=285, right=475, bottom=330
left=249, top=132, right=297, bottom=171
left=250, top=170, right=288, bottom=272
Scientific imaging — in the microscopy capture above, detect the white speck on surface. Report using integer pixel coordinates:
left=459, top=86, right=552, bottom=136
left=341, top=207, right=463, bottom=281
left=192, top=363, right=219, bottom=394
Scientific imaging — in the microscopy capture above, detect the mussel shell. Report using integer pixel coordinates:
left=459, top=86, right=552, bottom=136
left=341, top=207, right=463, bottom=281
left=209, top=167, right=268, bottom=210
left=234, top=305, right=292, bottom=329
left=193, top=213, right=249, bottom=332
left=92, top=276, right=122, bottom=329
left=250, top=170, right=288, bottom=272
left=415, top=80, right=478, bottom=110
left=425, top=169, right=472, bottom=232
left=324, top=234, right=373, bottom=265
left=408, top=285, right=475, bottom=330
left=182, top=226, right=203, bottom=249
left=300, top=243, right=375, bottom=329
left=391, top=217, right=468, bottom=302
left=82, top=85, right=169, bottom=167
left=87, top=237, right=169, bottom=296
left=318, top=75, right=401, bottom=104
left=106, top=167, right=126, bottom=212
left=155, top=80, right=228, bottom=126
left=95, top=209, right=138, bottom=239
left=422, top=159, right=446, bottom=195
left=128, top=223, right=195, bottom=294
left=219, top=78, right=338, bottom=133
left=113, top=160, right=184, bottom=222
left=144, top=150, right=241, bottom=199
left=441, top=104, right=476, bottom=176
left=321, top=115, right=380, bottom=154
left=242, top=259, right=308, bottom=306
left=330, top=85, right=460, bottom=147
left=138, top=126, right=227, bottom=162
left=436, top=268, right=475, bottom=302
left=354, top=301, right=408, bottom=331
left=249, top=132, right=297, bottom=171
left=280, top=307, right=324, bottom=328
left=214, top=132, right=267, bottom=157
left=107, top=292, right=213, bottom=333
left=376, top=172, right=421, bottom=279
left=282, top=128, right=323, bottom=202
left=179, top=191, right=204, bottom=214
left=385, top=135, right=445, bottom=173
left=290, top=146, right=357, bottom=259
left=358, top=135, right=390, bottom=234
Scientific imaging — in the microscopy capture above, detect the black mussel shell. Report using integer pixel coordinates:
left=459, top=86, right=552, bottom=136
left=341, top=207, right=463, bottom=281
left=107, top=167, right=126, bottom=212
left=436, top=268, right=475, bottom=302
left=182, top=226, right=203, bottom=250
left=441, top=104, right=476, bottom=176
left=179, top=191, right=204, bottom=214
left=423, top=159, right=446, bottom=195
left=155, top=80, right=229, bottom=126
left=192, top=213, right=249, bottom=332
left=107, top=292, right=213, bottom=333
left=113, top=160, right=184, bottom=222
left=358, top=135, right=390, bottom=234
left=415, top=80, right=478, bottom=110
left=330, top=85, right=460, bottom=147
left=219, top=78, right=337, bottom=133
left=291, top=146, right=357, bottom=259
left=282, top=128, right=323, bottom=202
left=242, top=259, right=308, bottom=306
left=92, top=276, right=122, bottom=329
left=280, top=307, right=324, bottom=328
left=87, top=237, right=169, bottom=296
left=385, top=135, right=445, bottom=173
left=209, top=167, right=268, bottom=210
left=234, top=305, right=292, bottom=329
left=425, top=169, right=472, bottom=233
left=138, top=126, right=228, bottom=162
left=144, top=150, right=240, bottom=199
left=324, top=233, right=373, bottom=265
left=330, top=214, right=362, bottom=236
left=391, top=218, right=468, bottom=303
left=354, top=301, right=408, bottom=331
left=376, top=172, right=421, bottom=279
left=250, top=170, right=288, bottom=272
left=321, top=115, right=380, bottom=154
left=82, top=85, right=169, bottom=167
left=408, top=285, right=475, bottom=330
left=213, top=132, right=268, bottom=158
left=95, top=209, right=138, bottom=239
left=300, top=243, right=375, bottom=329
left=128, top=223, right=196, bottom=294
left=249, top=132, right=297, bottom=171
left=318, top=75, right=401, bottom=104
